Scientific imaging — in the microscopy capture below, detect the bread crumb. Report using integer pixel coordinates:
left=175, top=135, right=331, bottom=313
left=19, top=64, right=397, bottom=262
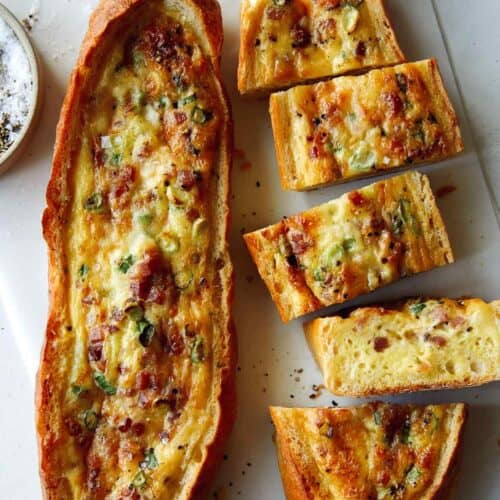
left=436, top=185, right=457, bottom=198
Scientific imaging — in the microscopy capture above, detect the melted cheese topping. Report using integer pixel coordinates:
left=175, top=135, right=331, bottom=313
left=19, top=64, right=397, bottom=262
left=271, top=59, right=463, bottom=190
left=244, top=172, right=453, bottom=322
left=50, top=7, right=227, bottom=499
left=306, top=299, right=500, bottom=395
left=239, top=0, right=405, bottom=93
left=271, top=403, right=466, bottom=499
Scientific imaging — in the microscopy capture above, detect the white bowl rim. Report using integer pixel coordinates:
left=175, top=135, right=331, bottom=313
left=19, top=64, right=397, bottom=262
left=0, top=2, right=41, bottom=174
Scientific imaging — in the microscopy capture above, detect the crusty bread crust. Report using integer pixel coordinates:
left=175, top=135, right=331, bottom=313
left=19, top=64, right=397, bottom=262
left=37, top=1, right=236, bottom=498
left=270, top=404, right=468, bottom=500
left=238, top=0, right=406, bottom=95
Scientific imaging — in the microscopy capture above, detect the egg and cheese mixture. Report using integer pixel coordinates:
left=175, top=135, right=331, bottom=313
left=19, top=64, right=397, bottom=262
left=54, top=9, right=227, bottom=499
left=244, top=172, right=453, bottom=322
left=306, top=298, right=500, bottom=396
left=271, top=403, right=466, bottom=499
left=270, top=59, right=463, bottom=190
left=239, top=0, right=405, bottom=93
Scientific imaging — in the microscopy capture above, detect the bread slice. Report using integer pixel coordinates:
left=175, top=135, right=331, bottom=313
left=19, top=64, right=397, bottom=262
left=238, top=0, right=405, bottom=95
left=270, top=403, right=467, bottom=500
left=305, top=298, right=500, bottom=397
left=37, top=1, right=236, bottom=498
left=270, top=59, right=464, bottom=191
left=243, top=172, right=454, bottom=322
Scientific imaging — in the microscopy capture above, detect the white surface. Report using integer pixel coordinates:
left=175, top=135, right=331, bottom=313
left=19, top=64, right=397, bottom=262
left=0, top=0, right=498, bottom=498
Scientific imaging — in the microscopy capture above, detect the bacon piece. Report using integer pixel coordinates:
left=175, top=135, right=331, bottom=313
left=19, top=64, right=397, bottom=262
left=136, top=370, right=153, bottom=391
left=109, top=166, right=136, bottom=201
left=130, top=249, right=176, bottom=305
left=266, top=6, right=286, bottom=21
left=348, top=191, right=365, bottom=206
left=88, top=326, right=104, bottom=362
left=118, top=418, right=132, bottom=433
left=374, top=337, right=390, bottom=352
left=174, top=111, right=187, bottom=125
left=65, top=417, right=82, bottom=436
left=382, top=91, right=404, bottom=116
left=177, top=169, right=198, bottom=190
left=140, top=24, right=184, bottom=65
left=162, top=321, right=185, bottom=355
left=291, top=23, right=311, bottom=49
left=288, top=229, right=311, bottom=255
left=431, top=307, right=449, bottom=324
left=436, top=185, right=457, bottom=198
left=356, top=41, right=366, bottom=57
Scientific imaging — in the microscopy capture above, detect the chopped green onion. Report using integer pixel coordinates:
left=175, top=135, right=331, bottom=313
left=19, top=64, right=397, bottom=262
left=191, top=336, right=205, bottom=364
left=398, top=199, right=420, bottom=235
left=144, top=448, right=159, bottom=469
left=132, top=50, right=144, bottom=70
left=373, top=410, right=382, bottom=426
left=349, top=148, right=376, bottom=171
left=139, top=214, right=153, bottom=226
left=110, top=152, right=122, bottom=166
left=409, top=302, right=426, bottom=315
left=191, top=106, right=212, bottom=124
left=93, top=371, right=117, bottom=396
left=159, top=96, right=169, bottom=108
left=406, top=465, right=421, bottom=486
left=71, top=385, right=87, bottom=398
left=342, top=238, right=356, bottom=252
left=158, top=233, right=180, bottom=254
left=392, top=214, right=404, bottom=236
left=401, top=419, right=411, bottom=444
left=125, top=303, right=144, bottom=322
left=326, top=142, right=343, bottom=154
left=79, top=264, right=89, bottom=278
left=84, top=193, right=104, bottom=212
left=179, top=93, right=197, bottom=106
left=174, top=270, right=193, bottom=290
left=137, top=319, right=155, bottom=347
left=131, top=470, right=147, bottom=489
left=313, top=267, right=328, bottom=282
left=377, top=487, right=392, bottom=499
left=83, top=410, right=99, bottom=431
left=118, top=255, right=135, bottom=274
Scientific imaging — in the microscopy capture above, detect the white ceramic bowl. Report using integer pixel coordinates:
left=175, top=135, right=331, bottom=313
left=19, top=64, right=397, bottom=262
left=0, top=3, right=42, bottom=175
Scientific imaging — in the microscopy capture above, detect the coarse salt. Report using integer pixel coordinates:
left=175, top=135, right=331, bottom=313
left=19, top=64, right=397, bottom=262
left=0, top=16, right=34, bottom=156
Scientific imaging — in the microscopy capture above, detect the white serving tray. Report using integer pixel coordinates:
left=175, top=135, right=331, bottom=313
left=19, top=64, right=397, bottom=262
left=0, top=1, right=498, bottom=498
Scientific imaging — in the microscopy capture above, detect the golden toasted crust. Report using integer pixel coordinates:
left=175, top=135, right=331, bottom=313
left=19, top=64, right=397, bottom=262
left=305, top=298, right=500, bottom=397
left=238, top=0, right=405, bottom=95
left=270, top=59, right=464, bottom=191
left=244, top=172, right=454, bottom=322
left=37, top=1, right=236, bottom=498
left=270, top=403, right=468, bottom=500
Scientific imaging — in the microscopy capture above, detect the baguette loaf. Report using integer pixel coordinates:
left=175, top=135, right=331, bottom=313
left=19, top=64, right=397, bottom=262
left=238, top=0, right=405, bottom=95
left=270, top=59, right=464, bottom=191
left=244, top=172, right=454, bottom=322
left=305, top=298, right=500, bottom=396
left=37, top=1, right=236, bottom=498
left=270, top=403, right=467, bottom=500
